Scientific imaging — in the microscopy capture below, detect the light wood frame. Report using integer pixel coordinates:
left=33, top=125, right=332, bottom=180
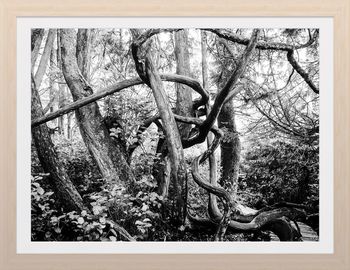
left=1, top=0, right=349, bottom=269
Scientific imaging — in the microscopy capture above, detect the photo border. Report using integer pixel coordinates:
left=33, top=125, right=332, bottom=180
left=17, top=17, right=333, bottom=254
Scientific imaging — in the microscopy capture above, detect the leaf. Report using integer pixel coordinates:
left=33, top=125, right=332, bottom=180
left=141, top=204, right=149, bottom=212
left=93, top=205, right=103, bottom=215
left=179, top=225, right=186, bottom=232
left=45, top=231, right=52, bottom=239
left=99, top=217, right=106, bottom=224
left=50, top=216, right=58, bottom=223
left=37, top=187, right=45, bottom=195
left=77, top=217, right=84, bottom=224
left=109, top=236, right=117, bottom=241
left=81, top=210, right=87, bottom=217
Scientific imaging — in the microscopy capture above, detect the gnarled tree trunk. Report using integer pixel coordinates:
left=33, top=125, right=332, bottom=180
left=155, top=30, right=194, bottom=198
left=31, top=78, right=85, bottom=211
left=60, top=29, right=135, bottom=185
left=31, top=31, right=84, bottom=211
left=131, top=29, right=188, bottom=225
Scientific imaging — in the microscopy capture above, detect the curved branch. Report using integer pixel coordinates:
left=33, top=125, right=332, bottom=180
left=287, top=51, right=319, bottom=94
left=164, top=73, right=209, bottom=103
left=131, top=28, right=181, bottom=47
left=31, top=74, right=207, bottom=127
left=207, top=28, right=319, bottom=94
left=205, top=29, right=318, bottom=51
left=182, top=29, right=260, bottom=149
left=189, top=122, right=235, bottom=240
left=189, top=206, right=306, bottom=241
left=202, top=29, right=260, bottom=130
left=228, top=207, right=306, bottom=231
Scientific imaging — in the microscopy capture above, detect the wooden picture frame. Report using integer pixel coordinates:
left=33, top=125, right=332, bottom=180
left=0, top=0, right=349, bottom=269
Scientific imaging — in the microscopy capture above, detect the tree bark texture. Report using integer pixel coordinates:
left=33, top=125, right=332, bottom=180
left=43, top=45, right=59, bottom=123
left=31, top=29, right=44, bottom=70
left=32, top=79, right=85, bottom=211
left=174, top=30, right=193, bottom=138
left=60, top=29, right=135, bottom=185
left=200, top=30, right=221, bottom=220
left=144, top=53, right=188, bottom=226
left=131, top=30, right=187, bottom=225
left=31, top=31, right=84, bottom=211
left=34, top=29, right=56, bottom=89
left=76, top=29, right=92, bottom=81
left=154, top=30, right=193, bottom=200
left=56, top=30, right=67, bottom=136
left=31, top=73, right=205, bottom=128
left=218, top=98, right=241, bottom=197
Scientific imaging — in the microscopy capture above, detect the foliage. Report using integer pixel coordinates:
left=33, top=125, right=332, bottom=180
left=55, top=136, right=103, bottom=195
left=32, top=175, right=123, bottom=241
left=240, top=139, right=319, bottom=211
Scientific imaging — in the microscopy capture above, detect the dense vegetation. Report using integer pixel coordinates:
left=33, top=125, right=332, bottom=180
left=31, top=28, right=319, bottom=241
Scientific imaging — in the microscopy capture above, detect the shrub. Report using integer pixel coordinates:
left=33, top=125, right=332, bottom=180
left=240, top=139, right=319, bottom=211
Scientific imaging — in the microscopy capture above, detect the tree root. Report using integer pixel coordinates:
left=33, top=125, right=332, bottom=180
left=188, top=206, right=306, bottom=241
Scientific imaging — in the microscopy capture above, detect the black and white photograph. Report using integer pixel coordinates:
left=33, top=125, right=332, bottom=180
left=30, top=27, right=320, bottom=242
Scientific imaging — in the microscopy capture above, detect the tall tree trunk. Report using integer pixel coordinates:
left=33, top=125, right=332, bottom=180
left=67, top=111, right=73, bottom=139
left=218, top=98, right=241, bottom=197
left=174, top=30, right=193, bottom=138
left=56, top=30, right=66, bottom=136
left=57, top=86, right=66, bottom=136
left=31, top=78, right=85, bottom=211
left=34, top=29, right=56, bottom=89
left=213, top=38, right=242, bottom=198
left=43, top=43, right=59, bottom=124
left=76, top=29, right=92, bottom=81
left=31, top=31, right=84, bottom=211
left=155, top=30, right=193, bottom=198
left=131, top=30, right=187, bottom=225
left=201, top=30, right=221, bottom=220
left=60, top=29, right=135, bottom=185
left=31, top=29, right=44, bottom=70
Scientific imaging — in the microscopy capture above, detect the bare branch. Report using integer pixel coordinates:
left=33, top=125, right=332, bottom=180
left=198, top=29, right=260, bottom=140
left=31, top=74, right=207, bottom=127
left=205, top=28, right=318, bottom=51
left=287, top=50, right=319, bottom=94
left=207, top=28, right=319, bottom=94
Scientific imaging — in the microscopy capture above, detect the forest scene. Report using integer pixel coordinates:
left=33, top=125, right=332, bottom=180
left=31, top=28, right=319, bottom=242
